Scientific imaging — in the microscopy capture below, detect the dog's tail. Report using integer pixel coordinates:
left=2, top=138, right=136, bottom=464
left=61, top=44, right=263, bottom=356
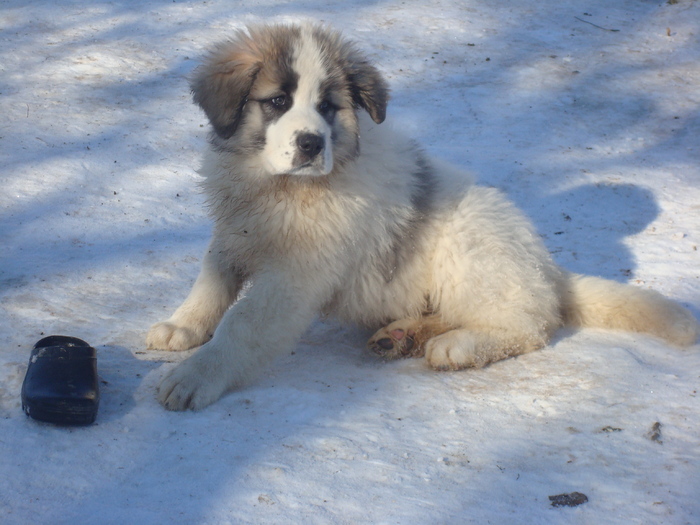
left=560, top=272, right=699, bottom=346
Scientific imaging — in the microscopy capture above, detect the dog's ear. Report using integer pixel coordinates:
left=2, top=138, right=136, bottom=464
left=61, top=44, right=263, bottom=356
left=346, top=57, right=389, bottom=124
left=190, top=39, right=261, bottom=139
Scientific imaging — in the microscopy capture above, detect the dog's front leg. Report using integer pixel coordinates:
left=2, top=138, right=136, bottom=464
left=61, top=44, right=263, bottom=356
left=146, top=242, right=243, bottom=351
left=157, top=270, right=321, bottom=410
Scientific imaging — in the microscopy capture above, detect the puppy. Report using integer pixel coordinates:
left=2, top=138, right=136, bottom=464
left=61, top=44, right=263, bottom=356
left=147, top=23, right=699, bottom=410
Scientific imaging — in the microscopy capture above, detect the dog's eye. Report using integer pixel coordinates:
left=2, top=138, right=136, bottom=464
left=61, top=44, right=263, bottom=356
left=318, top=101, right=337, bottom=124
left=269, top=95, right=288, bottom=108
left=318, top=100, right=334, bottom=114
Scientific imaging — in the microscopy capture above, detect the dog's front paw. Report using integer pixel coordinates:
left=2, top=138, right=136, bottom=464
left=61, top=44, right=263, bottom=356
left=146, top=321, right=210, bottom=351
left=157, top=349, right=229, bottom=411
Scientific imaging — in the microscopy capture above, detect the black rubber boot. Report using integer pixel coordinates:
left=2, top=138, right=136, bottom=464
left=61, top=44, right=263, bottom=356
left=21, top=336, right=100, bottom=425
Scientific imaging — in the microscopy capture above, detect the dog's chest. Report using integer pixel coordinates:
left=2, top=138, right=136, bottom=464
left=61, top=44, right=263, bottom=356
left=213, top=183, right=368, bottom=271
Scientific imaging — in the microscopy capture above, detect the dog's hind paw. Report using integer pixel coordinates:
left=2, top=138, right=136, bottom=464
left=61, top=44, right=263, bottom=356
left=424, top=330, right=478, bottom=371
left=146, top=321, right=210, bottom=351
left=367, top=319, right=424, bottom=359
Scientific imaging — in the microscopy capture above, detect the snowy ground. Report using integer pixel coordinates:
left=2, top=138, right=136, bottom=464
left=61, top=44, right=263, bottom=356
left=1, top=0, right=699, bottom=523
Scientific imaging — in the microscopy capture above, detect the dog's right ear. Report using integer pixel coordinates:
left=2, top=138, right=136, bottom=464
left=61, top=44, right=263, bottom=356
left=346, top=58, right=389, bottom=125
left=190, top=40, right=261, bottom=140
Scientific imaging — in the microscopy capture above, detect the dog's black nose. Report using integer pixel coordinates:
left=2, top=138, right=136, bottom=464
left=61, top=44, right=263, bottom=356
left=296, top=133, right=324, bottom=158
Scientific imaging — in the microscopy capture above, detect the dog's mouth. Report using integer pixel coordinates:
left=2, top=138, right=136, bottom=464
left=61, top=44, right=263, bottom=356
left=291, top=161, right=313, bottom=171
left=284, top=161, right=332, bottom=177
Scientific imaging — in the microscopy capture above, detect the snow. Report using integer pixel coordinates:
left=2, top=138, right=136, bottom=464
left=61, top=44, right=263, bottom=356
left=1, top=0, right=699, bottom=523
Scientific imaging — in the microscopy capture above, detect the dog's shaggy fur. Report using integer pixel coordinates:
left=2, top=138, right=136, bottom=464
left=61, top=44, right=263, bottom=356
left=147, top=23, right=699, bottom=410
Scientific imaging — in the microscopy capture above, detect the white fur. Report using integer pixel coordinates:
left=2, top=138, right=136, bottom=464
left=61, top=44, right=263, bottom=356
left=147, top=25, right=699, bottom=411
left=261, top=30, right=333, bottom=176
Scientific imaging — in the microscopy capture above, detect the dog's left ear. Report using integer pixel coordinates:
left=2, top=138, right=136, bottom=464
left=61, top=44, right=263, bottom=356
left=190, top=36, right=262, bottom=139
left=347, top=58, right=389, bottom=124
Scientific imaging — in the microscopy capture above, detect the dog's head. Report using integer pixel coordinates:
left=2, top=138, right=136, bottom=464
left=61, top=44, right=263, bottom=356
left=191, top=24, right=389, bottom=177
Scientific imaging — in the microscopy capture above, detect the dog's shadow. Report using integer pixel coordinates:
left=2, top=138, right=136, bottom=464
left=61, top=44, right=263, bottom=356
left=525, top=182, right=659, bottom=281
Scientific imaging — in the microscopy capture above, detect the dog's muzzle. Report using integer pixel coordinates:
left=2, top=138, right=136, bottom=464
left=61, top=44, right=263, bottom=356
left=296, top=132, right=325, bottom=162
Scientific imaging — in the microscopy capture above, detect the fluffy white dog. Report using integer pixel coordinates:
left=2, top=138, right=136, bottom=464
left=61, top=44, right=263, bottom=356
left=146, top=23, right=698, bottom=410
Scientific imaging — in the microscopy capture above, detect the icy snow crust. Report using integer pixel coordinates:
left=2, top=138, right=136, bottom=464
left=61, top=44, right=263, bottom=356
left=1, top=0, right=699, bottom=523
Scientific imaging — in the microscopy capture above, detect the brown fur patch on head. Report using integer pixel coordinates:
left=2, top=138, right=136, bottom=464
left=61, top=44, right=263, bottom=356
left=343, top=51, right=389, bottom=124
left=190, top=26, right=301, bottom=139
left=246, top=25, right=300, bottom=98
left=308, top=25, right=390, bottom=124
left=190, top=35, right=262, bottom=139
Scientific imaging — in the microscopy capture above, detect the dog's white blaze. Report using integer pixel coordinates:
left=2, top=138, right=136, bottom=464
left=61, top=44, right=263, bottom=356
left=261, top=29, right=334, bottom=176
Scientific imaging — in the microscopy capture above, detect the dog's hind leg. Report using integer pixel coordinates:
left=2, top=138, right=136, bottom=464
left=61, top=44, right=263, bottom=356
left=424, top=326, right=549, bottom=371
left=367, top=315, right=452, bottom=359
